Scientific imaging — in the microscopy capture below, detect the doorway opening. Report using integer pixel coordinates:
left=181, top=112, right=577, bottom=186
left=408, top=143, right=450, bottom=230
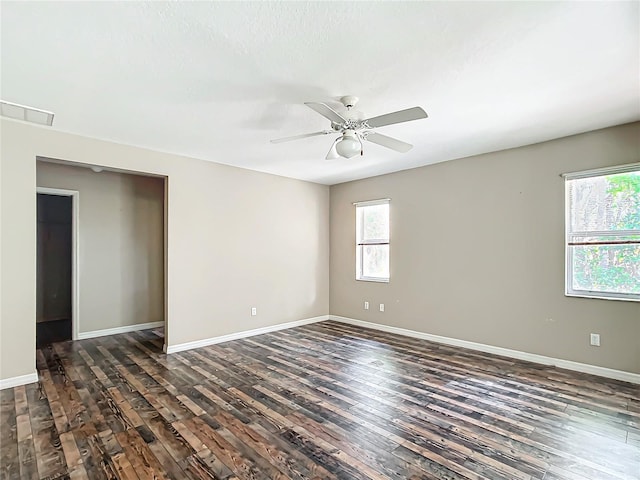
left=36, top=189, right=79, bottom=348
left=36, top=159, right=167, bottom=353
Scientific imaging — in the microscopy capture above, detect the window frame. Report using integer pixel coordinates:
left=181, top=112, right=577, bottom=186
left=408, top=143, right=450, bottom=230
left=563, top=163, right=640, bottom=302
left=355, top=198, right=390, bottom=283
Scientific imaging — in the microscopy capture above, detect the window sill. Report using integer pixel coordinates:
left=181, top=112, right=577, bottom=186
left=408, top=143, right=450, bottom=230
left=356, top=277, right=389, bottom=283
left=565, top=292, right=640, bottom=303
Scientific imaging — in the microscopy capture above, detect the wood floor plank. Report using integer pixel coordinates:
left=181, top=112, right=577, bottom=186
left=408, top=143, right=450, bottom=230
left=24, top=381, right=67, bottom=480
left=185, top=415, right=269, bottom=480
left=14, top=386, right=39, bottom=480
left=58, top=430, right=87, bottom=478
left=0, top=389, right=20, bottom=480
left=1, top=321, right=638, bottom=480
left=114, top=428, right=170, bottom=480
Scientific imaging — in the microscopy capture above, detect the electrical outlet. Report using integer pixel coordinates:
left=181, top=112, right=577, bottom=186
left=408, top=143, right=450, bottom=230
left=364, top=301, right=369, bottom=310
left=379, top=303, right=385, bottom=312
left=590, top=333, right=600, bottom=347
left=251, top=307, right=257, bottom=316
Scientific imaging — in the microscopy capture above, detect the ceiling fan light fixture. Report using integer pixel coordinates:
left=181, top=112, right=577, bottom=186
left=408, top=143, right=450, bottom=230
left=335, top=133, right=360, bottom=159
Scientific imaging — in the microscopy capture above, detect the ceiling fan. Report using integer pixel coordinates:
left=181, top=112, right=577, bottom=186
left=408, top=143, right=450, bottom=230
left=270, top=96, right=428, bottom=160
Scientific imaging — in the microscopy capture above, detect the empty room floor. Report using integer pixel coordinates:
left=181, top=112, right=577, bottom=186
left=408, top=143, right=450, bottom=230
left=0, top=321, right=638, bottom=480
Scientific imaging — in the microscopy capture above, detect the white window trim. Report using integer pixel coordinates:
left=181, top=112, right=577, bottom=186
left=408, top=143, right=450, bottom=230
left=561, top=162, right=640, bottom=180
left=355, top=198, right=390, bottom=283
left=353, top=198, right=391, bottom=207
left=564, top=163, right=640, bottom=302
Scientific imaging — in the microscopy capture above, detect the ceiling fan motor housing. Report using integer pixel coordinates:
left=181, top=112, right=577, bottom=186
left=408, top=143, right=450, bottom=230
left=340, top=95, right=359, bottom=109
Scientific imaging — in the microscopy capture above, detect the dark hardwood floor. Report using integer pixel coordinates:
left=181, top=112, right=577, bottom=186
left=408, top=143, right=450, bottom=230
left=1, top=320, right=638, bottom=480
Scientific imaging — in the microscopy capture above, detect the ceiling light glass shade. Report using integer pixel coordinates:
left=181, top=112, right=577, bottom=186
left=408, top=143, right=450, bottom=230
left=335, top=135, right=360, bottom=158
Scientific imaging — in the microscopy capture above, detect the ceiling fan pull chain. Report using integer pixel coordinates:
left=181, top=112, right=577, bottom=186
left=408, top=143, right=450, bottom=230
left=357, top=133, right=364, bottom=156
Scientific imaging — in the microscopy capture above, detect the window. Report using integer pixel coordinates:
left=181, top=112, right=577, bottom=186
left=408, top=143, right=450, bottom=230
left=564, top=164, right=640, bottom=301
left=355, top=199, right=390, bottom=282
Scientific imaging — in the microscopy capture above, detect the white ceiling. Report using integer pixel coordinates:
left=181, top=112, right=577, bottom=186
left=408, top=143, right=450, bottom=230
left=2, top=2, right=638, bottom=185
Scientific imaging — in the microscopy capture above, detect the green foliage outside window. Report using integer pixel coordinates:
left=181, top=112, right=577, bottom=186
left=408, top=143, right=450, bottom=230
left=571, top=172, right=640, bottom=295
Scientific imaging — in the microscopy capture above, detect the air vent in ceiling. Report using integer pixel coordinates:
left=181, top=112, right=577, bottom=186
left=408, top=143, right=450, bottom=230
left=1, top=100, right=54, bottom=126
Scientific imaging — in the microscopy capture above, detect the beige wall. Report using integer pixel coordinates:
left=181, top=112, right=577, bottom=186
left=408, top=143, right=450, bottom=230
left=37, top=162, right=165, bottom=333
left=1, top=117, right=636, bottom=382
left=0, top=119, right=330, bottom=380
left=330, top=122, right=640, bottom=374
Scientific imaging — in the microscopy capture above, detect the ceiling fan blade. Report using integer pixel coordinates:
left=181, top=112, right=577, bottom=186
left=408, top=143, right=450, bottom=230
left=270, top=130, right=334, bottom=144
left=304, top=102, right=347, bottom=124
left=325, top=139, right=340, bottom=160
left=364, top=106, right=428, bottom=129
left=365, top=132, right=413, bottom=153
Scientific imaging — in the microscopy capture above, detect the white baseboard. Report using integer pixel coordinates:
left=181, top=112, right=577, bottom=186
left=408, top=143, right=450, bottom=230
left=329, top=315, right=640, bottom=385
left=164, top=315, right=329, bottom=354
left=0, top=372, right=39, bottom=390
left=77, top=321, right=164, bottom=340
